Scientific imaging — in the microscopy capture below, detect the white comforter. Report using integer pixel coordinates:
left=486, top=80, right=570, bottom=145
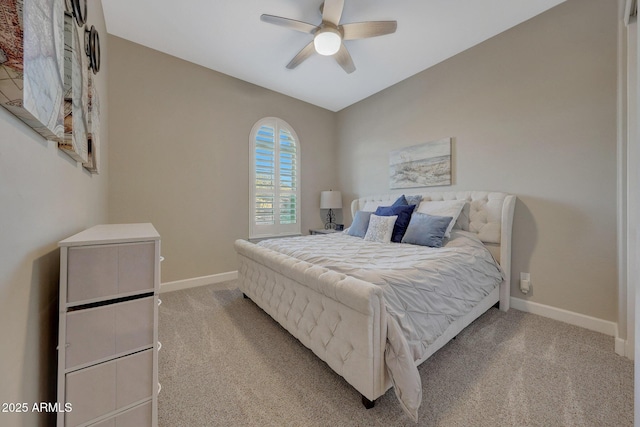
left=258, top=230, right=504, bottom=420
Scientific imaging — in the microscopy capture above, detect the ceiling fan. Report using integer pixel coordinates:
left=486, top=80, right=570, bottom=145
left=261, top=0, right=397, bottom=74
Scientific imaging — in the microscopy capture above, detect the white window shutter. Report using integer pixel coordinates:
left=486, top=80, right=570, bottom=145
left=249, top=118, right=301, bottom=238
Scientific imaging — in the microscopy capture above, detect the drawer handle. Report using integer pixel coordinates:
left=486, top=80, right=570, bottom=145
left=160, top=256, right=165, bottom=262
left=158, top=298, right=162, bottom=306
left=158, top=382, right=162, bottom=395
left=158, top=341, right=162, bottom=352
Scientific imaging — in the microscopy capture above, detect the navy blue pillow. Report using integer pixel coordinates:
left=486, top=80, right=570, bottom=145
left=347, top=211, right=372, bottom=238
left=391, top=195, right=408, bottom=207
left=374, top=204, right=415, bottom=243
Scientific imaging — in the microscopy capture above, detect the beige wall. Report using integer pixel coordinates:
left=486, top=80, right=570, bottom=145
left=336, top=0, right=618, bottom=321
left=107, top=36, right=338, bottom=283
left=0, top=3, right=110, bottom=426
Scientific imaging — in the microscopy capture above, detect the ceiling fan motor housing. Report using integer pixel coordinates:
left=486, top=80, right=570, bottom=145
left=314, top=26, right=342, bottom=56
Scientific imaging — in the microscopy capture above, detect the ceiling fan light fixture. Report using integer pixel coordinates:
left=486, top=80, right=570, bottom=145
left=314, top=28, right=342, bottom=56
left=262, top=0, right=397, bottom=73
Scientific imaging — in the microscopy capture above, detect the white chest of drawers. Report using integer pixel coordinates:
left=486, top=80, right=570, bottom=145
left=57, top=224, right=160, bottom=427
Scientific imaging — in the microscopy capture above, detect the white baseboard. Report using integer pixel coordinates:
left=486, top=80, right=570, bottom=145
left=510, top=297, right=617, bottom=337
left=615, top=338, right=626, bottom=356
left=160, top=271, right=238, bottom=294
left=626, top=341, right=635, bottom=359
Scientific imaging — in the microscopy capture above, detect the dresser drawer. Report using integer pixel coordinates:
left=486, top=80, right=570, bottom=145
left=114, top=400, right=152, bottom=427
left=65, top=350, right=153, bottom=427
left=88, top=401, right=152, bottom=427
left=66, top=297, right=154, bottom=370
left=65, top=360, right=116, bottom=427
left=67, top=242, right=155, bottom=304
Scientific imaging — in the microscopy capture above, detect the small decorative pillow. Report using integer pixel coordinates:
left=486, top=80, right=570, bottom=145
left=375, top=204, right=416, bottom=243
left=391, top=195, right=408, bottom=207
left=347, top=211, right=373, bottom=238
left=364, top=214, right=397, bottom=243
left=401, top=212, right=453, bottom=248
left=405, top=195, right=423, bottom=210
left=453, top=202, right=470, bottom=230
left=416, top=200, right=466, bottom=238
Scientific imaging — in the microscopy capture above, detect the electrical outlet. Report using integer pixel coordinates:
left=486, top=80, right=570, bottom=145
left=520, top=272, right=531, bottom=294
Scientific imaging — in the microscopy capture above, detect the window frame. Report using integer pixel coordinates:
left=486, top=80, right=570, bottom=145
left=249, top=117, right=301, bottom=239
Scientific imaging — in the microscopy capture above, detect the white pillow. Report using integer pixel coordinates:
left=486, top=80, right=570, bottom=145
left=416, top=200, right=466, bottom=238
left=362, top=201, right=383, bottom=212
left=364, top=214, right=397, bottom=243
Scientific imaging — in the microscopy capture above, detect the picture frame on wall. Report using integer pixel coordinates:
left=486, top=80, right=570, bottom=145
left=1, top=0, right=101, bottom=168
left=0, top=0, right=66, bottom=141
left=58, top=10, right=89, bottom=163
left=389, top=138, right=452, bottom=189
left=83, top=73, right=99, bottom=173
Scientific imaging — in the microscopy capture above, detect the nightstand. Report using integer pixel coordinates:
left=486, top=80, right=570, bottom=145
left=310, top=229, right=340, bottom=235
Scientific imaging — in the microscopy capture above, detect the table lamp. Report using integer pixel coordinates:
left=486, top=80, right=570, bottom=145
left=320, top=190, right=342, bottom=229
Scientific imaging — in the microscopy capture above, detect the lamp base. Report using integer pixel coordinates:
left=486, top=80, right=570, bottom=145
left=324, top=209, right=336, bottom=229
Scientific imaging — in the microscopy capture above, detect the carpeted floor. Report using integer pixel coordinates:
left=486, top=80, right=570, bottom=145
left=158, top=282, right=633, bottom=426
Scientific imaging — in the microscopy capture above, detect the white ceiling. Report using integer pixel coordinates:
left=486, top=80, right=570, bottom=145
left=102, top=0, right=566, bottom=112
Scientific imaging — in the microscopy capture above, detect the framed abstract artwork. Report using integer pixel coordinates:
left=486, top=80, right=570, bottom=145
left=1, top=0, right=101, bottom=167
left=0, top=0, right=65, bottom=141
left=389, top=138, right=452, bottom=189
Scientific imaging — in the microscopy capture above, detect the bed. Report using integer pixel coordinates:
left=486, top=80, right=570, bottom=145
left=235, top=191, right=516, bottom=421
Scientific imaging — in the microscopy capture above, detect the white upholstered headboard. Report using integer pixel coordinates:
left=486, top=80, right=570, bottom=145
left=351, top=191, right=516, bottom=310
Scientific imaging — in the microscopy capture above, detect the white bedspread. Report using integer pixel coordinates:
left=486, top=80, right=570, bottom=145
left=258, top=230, right=504, bottom=420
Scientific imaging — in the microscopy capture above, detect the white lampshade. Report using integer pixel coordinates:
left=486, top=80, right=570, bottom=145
left=320, top=191, right=342, bottom=209
left=314, top=28, right=342, bottom=56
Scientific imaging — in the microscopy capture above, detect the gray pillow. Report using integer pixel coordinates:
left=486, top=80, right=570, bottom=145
left=347, top=211, right=372, bottom=238
left=405, top=195, right=423, bottom=210
left=401, top=212, right=453, bottom=248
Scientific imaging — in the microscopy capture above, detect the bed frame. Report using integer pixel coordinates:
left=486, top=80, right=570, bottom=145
left=235, top=191, right=516, bottom=408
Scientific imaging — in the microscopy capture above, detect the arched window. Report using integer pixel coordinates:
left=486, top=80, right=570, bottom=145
left=249, top=117, right=301, bottom=239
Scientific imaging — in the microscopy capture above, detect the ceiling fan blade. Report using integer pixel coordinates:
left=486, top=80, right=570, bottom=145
left=261, top=14, right=317, bottom=34
left=335, top=43, right=355, bottom=74
left=286, top=41, right=316, bottom=69
left=341, top=21, right=397, bottom=40
left=322, top=0, right=344, bottom=25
